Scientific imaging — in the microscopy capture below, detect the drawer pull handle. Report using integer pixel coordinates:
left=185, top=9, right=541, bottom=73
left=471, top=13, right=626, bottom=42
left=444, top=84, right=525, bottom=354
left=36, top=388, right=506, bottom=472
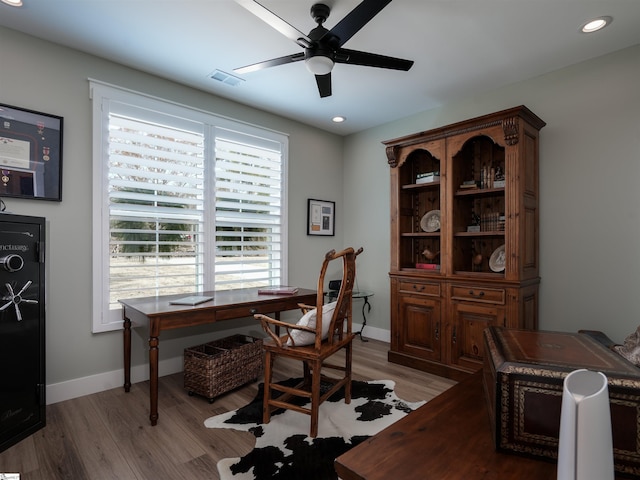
left=250, top=308, right=258, bottom=315
left=468, top=290, right=485, bottom=297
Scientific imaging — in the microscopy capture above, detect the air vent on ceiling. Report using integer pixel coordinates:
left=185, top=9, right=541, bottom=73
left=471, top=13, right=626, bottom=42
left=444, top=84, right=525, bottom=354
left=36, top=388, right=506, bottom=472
left=208, top=70, right=244, bottom=87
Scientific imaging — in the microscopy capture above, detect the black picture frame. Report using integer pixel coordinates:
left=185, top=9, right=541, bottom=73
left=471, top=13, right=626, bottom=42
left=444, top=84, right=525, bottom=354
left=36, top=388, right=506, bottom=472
left=307, top=198, right=335, bottom=236
left=0, top=103, right=63, bottom=201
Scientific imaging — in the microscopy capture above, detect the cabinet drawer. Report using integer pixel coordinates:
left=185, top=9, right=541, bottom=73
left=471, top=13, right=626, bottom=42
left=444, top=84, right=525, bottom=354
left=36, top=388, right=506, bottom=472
left=451, top=285, right=505, bottom=305
left=399, top=280, right=441, bottom=297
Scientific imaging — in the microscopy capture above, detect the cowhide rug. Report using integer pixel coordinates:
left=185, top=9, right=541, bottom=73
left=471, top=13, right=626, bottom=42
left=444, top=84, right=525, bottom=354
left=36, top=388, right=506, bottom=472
left=205, top=378, right=424, bottom=480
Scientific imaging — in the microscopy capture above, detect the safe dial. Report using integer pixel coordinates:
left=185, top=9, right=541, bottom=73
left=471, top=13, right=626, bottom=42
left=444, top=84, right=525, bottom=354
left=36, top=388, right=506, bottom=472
left=1, top=281, right=38, bottom=321
left=0, top=254, right=24, bottom=272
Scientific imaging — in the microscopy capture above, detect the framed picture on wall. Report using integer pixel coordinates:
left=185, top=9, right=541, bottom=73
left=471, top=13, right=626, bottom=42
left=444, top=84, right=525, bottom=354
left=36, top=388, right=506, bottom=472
left=307, top=198, right=335, bottom=236
left=0, top=103, right=63, bottom=201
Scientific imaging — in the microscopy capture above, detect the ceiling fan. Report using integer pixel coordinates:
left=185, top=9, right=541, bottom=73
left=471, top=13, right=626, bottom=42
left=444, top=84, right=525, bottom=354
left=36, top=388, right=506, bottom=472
left=234, top=0, right=414, bottom=98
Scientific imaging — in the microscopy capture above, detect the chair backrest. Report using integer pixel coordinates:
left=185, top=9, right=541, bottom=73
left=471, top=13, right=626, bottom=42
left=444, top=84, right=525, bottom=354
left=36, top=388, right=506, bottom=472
left=312, top=247, right=363, bottom=349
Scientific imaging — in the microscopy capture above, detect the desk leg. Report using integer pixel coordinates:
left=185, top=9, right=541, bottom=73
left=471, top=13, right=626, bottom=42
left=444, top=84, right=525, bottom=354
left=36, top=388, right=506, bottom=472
left=123, top=317, right=131, bottom=392
left=355, top=297, right=371, bottom=342
left=149, top=335, right=159, bottom=426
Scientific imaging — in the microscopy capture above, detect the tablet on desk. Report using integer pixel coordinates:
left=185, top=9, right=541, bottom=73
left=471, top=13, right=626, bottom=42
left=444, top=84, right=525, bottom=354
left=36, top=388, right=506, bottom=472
left=169, top=295, right=214, bottom=306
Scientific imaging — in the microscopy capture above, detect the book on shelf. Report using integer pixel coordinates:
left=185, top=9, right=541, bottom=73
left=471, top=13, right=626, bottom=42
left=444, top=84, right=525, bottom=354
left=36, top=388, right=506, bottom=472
left=478, top=212, right=506, bottom=231
left=416, top=173, right=440, bottom=184
left=416, top=170, right=440, bottom=184
left=415, top=263, right=440, bottom=270
left=258, top=286, right=299, bottom=295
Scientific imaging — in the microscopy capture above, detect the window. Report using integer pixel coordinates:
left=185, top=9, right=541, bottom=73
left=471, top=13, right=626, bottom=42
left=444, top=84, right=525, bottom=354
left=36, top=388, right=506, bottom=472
left=91, top=81, right=288, bottom=332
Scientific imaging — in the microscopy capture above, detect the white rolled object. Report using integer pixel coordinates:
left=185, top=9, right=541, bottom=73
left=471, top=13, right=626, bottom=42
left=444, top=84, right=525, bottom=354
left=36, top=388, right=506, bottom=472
left=557, top=369, right=614, bottom=480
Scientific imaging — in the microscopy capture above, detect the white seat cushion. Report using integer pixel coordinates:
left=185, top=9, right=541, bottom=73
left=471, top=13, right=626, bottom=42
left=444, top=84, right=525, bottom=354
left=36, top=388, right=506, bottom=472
left=287, top=301, right=337, bottom=346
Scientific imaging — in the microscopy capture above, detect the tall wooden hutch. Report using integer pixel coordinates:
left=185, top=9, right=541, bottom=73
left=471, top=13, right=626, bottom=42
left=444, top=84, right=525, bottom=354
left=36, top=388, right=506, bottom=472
left=384, top=106, right=545, bottom=380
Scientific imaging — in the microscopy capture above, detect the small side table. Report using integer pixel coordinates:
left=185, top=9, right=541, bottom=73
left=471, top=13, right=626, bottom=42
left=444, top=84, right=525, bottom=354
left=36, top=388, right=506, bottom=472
left=325, top=290, right=374, bottom=341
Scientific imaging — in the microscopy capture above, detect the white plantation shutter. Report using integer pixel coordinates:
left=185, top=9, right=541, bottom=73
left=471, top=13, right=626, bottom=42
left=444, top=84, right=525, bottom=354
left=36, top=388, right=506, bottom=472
left=214, top=132, right=283, bottom=289
left=107, top=109, right=206, bottom=308
left=91, top=81, right=288, bottom=332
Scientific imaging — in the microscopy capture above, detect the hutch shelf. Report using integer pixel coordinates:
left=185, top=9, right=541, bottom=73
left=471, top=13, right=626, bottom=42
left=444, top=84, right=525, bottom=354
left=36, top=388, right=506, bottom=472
left=384, top=106, right=545, bottom=380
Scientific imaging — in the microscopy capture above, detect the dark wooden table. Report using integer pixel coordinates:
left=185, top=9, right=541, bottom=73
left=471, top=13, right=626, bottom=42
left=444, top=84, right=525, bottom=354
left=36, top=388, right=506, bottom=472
left=120, top=287, right=316, bottom=425
left=335, top=370, right=557, bottom=480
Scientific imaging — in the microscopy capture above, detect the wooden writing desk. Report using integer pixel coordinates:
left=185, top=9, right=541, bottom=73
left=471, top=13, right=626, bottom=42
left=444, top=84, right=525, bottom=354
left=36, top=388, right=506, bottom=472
left=335, top=371, right=557, bottom=480
left=120, top=287, right=316, bottom=425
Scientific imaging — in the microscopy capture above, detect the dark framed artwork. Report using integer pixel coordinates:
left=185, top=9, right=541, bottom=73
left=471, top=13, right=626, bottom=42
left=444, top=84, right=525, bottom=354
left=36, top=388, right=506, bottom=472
left=0, top=103, right=63, bottom=201
left=307, top=198, right=335, bottom=236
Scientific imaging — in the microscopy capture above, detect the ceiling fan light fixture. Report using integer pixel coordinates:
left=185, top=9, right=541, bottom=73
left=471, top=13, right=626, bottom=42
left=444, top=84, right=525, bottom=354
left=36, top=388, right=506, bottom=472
left=305, top=56, right=334, bottom=75
left=1, top=0, right=23, bottom=6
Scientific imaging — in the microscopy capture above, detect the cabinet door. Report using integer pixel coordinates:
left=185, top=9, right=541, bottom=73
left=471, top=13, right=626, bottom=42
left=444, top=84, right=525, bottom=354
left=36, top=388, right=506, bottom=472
left=397, top=294, right=441, bottom=362
left=450, top=302, right=504, bottom=371
left=0, top=217, right=46, bottom=452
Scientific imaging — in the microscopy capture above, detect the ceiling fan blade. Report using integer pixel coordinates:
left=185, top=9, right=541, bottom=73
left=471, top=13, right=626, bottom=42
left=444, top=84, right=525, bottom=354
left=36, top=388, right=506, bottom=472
left=326, top=0, right=393, bottom=47
left=234, top=0, right=312, bottom=48
left=234, top=52, right=305, bottom=74
left=315, top=73, right=332, bottom=98
left=336, top=48, right=414, bottom=71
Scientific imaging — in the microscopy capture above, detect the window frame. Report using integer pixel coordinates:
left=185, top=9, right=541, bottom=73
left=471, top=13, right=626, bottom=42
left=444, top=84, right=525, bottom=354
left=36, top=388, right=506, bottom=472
left=90, top=80, right=289, bottom=333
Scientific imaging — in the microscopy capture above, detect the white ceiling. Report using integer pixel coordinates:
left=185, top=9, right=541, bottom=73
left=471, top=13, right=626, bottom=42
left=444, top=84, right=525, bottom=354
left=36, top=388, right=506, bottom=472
left=2, top=0, right=640, bottom=135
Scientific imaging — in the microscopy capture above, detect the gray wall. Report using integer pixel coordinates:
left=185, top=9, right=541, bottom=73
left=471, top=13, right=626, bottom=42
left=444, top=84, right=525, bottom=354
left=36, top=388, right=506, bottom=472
left=344, top=44, right=640, bottom=344
left=1, top=26, right=344, bottom=391
left=2, top=24, right=639, bottom=398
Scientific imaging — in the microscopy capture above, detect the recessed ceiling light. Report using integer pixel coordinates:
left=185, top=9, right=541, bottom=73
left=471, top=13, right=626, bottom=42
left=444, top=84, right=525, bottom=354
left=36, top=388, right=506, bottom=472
left=580, top=16, right=612, bottom=33
left=1, top=0, right=23, bottom=6
left=332, top=116, right=346, bottom=123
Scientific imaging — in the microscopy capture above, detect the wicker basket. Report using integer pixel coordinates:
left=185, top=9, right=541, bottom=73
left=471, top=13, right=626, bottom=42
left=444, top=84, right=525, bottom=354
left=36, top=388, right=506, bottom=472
left=184, top=334, right=263, bottom=402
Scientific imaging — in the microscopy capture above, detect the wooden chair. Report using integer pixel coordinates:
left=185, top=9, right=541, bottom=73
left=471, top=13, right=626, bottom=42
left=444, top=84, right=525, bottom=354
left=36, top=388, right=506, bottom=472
left=254, top=246, right=363, bottom=437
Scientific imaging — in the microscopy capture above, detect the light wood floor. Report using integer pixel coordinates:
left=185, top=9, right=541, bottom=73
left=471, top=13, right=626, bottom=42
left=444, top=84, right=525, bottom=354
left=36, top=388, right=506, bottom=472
left=0, top=339, right=456, bottom=480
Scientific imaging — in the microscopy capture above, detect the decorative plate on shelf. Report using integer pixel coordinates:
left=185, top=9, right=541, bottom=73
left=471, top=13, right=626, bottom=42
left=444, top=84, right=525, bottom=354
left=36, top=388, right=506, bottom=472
left=489, top=244, right=506, bottom=272
left=420, top=210, right=441, bottom=232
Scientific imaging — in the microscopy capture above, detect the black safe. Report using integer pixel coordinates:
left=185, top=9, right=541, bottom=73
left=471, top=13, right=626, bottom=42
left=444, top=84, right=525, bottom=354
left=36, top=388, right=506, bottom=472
left=0, top=213, right=46, bottom=452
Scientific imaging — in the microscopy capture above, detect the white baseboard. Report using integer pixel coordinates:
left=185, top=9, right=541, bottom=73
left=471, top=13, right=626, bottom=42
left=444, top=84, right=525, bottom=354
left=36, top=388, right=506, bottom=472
left=355, top=323, right=390, bottom=343
left=46, top=325, right=391, bottom=405
left=46, top=355, right=184, bottom=405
